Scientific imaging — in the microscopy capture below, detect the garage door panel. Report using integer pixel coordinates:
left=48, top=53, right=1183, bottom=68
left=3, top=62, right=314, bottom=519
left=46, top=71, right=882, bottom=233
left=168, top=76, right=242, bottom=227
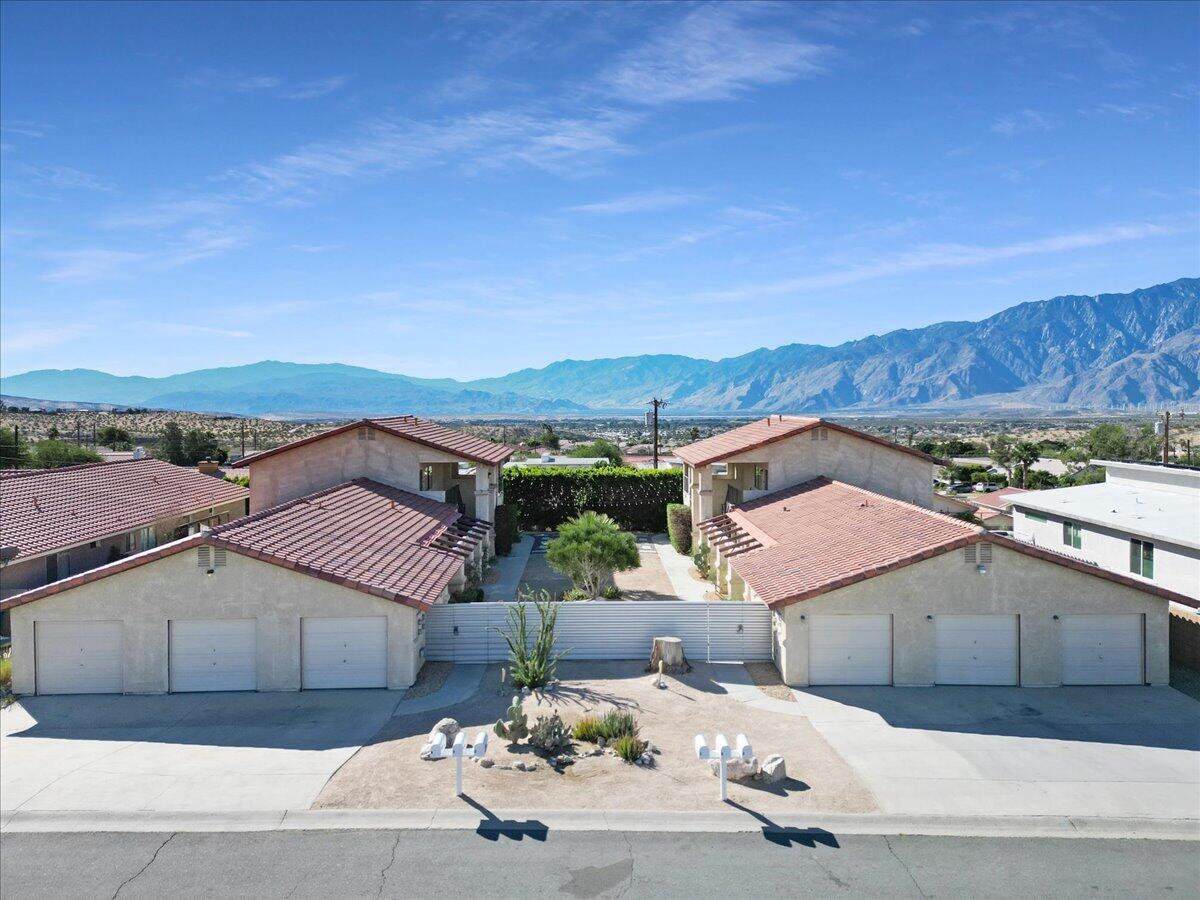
left=1062, top=615, right=1143, bottom=685
left=170, top=619, right=257, bottom=692
left=35, top=620, right=123, bottom=695
left=302, top=616, right=387, bottom=689
left=809, top=615, right=892, bottom=685
left=935, top=615, right=1018, bottom=685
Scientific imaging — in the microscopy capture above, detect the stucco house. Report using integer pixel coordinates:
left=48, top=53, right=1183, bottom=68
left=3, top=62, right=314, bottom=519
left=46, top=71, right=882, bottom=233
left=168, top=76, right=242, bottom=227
left=699, top=478, right=1191, bottom=687
left=232, top=415, right=512, bottom=530
left=1009, top=460, right=1199, bottom=603
left=0, top=459, right=249, bottom=628
left=968, top=486, right=1030, bottom=530
left=675, top=416, right=942, bottom=540
left=0, top=417, right=512, bottom=695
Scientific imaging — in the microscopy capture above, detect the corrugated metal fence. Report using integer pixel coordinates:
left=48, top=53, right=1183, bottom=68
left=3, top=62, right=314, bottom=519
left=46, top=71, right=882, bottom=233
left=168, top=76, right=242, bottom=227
left=424, top=601, right=773, bottom=663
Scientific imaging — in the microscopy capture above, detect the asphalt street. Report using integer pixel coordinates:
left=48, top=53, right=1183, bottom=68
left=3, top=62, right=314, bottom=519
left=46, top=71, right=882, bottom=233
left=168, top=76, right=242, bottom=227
left=2, top=829, right=1196, bottom=899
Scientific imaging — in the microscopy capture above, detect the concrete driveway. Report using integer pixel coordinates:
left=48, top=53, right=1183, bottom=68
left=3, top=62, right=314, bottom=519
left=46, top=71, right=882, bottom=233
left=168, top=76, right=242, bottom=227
left=791, top=685, right=1200, bottom=819
left=0, top=691, right=401, bottom=814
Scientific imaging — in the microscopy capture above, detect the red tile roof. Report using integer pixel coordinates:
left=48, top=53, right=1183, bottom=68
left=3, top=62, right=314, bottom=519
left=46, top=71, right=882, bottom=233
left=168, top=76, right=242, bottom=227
left=0, top=459, right=248, bottom=563
left=674, top=416, right=941, bottom=467
left=969, top=487, right=1030, bottom=512
left=698, top=477, right=1194, bottom=609
left=232, top=416, right=515, bottom=468
left=0, top=479, right=489, bottom=613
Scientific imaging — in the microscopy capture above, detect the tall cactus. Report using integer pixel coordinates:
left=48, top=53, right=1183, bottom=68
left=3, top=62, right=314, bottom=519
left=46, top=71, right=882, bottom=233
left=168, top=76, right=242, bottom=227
left=494, top=694, right=529, bottom=742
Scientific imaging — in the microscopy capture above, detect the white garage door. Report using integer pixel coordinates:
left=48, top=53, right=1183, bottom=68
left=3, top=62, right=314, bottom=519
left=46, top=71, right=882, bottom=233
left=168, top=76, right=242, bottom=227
left=35, top=620, right=123, bottom=694
left=808, top=615, right=892, bottom=685
left=935, top=615, right=1019, bottom=685
left=301, top=616, right=387, bottom=689
left=169, top=619, right=257, bottom=692
left=1062, top=615, right=1143, bottom=685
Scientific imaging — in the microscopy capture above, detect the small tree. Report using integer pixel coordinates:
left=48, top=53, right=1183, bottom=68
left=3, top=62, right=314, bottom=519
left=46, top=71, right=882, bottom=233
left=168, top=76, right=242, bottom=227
left=568, top=439, right=623, bottom=465
left=1014, top=441, right=1040, bottom=488
left=32, top=440, right=101, bottom=467
left=666, top=503, right=692, bottom=555
left=182, top=429, right=227, bottom=465
left=988, top=434, right=1017, bottom=484
left=546, top=511, right=640, bottom=597
left=0, top=426, right=30, bottom=469
left=160, top=421, right=186, bottom=464
left=97, top=425, right=133, bottom=449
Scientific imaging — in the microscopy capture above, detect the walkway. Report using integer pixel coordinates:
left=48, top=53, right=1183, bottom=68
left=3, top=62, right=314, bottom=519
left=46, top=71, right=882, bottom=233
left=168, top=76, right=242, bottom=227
left=482, top=535, right=534, bottom=602
left=651, top=533, right=710, bottom=601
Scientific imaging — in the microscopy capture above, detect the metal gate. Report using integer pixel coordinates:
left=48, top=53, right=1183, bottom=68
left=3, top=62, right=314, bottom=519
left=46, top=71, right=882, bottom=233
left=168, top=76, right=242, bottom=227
left=424, top=601, right=772, bottom=663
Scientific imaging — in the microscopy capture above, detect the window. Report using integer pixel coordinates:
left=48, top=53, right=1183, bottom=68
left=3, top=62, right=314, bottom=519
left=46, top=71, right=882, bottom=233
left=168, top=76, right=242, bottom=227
left=1024, top=511, right=1047, bottom=524
left=1062, top=521, right=1082, bottom=550
left=1130, top=539, right=1154, bottom=579
left=420, top=464, right=434, bottom=491
left=753, top=465, right=768, bottom=491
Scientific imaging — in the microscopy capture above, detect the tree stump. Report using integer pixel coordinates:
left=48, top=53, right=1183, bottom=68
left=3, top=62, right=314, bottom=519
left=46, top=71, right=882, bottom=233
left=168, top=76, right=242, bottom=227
left=647, top=636, right=691, bottom=674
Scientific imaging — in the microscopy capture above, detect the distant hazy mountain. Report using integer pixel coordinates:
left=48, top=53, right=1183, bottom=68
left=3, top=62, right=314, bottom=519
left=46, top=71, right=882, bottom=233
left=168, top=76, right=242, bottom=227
left=4, top=279, right=1196, bottom=416
left=465, top=277, right=1200, bottom=411
left=0, top=361, right=587, bottom=417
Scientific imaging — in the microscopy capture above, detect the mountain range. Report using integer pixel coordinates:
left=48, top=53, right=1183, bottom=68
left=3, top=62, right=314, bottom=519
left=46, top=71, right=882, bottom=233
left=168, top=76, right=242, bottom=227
left=3, top=278, right=1197, bottom=417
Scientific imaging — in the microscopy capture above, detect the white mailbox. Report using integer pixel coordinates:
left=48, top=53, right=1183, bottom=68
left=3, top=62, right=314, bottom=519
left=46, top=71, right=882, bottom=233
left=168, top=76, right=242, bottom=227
left=695, top=732, right=753, bottom=801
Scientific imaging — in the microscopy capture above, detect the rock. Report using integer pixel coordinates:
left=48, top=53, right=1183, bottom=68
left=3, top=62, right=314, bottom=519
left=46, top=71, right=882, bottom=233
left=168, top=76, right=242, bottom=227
left=429, top=718, right=461, bottom=743
left=514, top=761, right=539, bottom=772
left=478, top=758, right=495, bottom=769
left=553, top=754, right=574, bottom=768
left=709, top=756, right=759, bottom=781
left=639, top=754, right=653, bottom=766
left=757, top=754, right=787, bottom=784
left=597, top=737, right=606, bottom=748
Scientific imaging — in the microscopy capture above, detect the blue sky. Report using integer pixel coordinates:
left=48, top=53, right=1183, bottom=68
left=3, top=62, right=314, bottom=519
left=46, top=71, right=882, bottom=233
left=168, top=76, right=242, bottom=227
left=2, top=1, right=1197, bottom=379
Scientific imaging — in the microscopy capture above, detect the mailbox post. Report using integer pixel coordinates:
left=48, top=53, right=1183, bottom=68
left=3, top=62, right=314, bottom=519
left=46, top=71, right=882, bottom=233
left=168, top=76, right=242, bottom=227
left=694, top=732, right=753, bottom=801
left=428, top=729, right=490, bottom=797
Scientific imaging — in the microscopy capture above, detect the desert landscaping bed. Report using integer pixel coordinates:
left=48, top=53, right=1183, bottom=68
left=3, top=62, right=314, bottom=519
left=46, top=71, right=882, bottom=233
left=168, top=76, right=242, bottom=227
left=314, top=661, right=876, bottom=813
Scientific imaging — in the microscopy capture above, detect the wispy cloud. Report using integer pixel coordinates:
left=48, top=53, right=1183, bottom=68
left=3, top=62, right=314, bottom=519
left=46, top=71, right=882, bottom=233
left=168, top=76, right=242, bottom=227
left=0, top=120, right=51, bottom=139
left=39, top=228, right=248, bottom=282
left=692, top=221, right=1183, bottom=302
left=182, top=69, right=350, bottom=100
left=1084, top=102, right=1166, bottom=120
left=1, top=323, right=94, bottom=352
left=41, top=249, right=147, bottom=283
left=598, top=5, right=827, bottom=105
left=570, top=190, right=699, bottom=214
left=140, top=322, right=253, bottom=339
left=991, top=109, right=1055, bottom=137
left=10, top=163, right=115, bottom=193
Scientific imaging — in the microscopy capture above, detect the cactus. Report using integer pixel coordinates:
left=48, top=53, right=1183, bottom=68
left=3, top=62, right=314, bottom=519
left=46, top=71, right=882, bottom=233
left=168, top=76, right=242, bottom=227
left=494, top=694, right=529, bottom=742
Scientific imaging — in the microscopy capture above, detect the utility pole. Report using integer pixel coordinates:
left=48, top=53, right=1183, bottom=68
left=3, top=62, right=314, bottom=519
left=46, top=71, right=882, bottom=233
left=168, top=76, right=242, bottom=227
left=1161, top=410, right=1171, bottom=465
left=241, top=420, right=246, bottom=458
left=76, top=418, right=82, bottom=447
left=648, top=398, right=668, bottom=469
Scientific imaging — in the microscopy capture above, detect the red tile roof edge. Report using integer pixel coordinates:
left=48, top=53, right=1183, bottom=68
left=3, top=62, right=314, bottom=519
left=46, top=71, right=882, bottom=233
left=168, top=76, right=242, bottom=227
left=231, top=418, right=515, bottom=468
left=1, top=478, right=477, bottom=614
left=675, top=417, right=944, bottom=467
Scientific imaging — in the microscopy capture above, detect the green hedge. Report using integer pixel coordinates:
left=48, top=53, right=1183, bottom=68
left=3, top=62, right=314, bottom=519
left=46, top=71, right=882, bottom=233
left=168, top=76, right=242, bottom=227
left=503, top=466, right=683, bottom=532
left=666, top=503, right=692, bottom=555
left=494, top=504, right=519, bottom=556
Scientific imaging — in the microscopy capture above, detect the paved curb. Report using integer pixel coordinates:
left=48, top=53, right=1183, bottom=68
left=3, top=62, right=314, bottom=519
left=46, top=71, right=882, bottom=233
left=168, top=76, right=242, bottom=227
left=3, top=808, right=1196, bottom=841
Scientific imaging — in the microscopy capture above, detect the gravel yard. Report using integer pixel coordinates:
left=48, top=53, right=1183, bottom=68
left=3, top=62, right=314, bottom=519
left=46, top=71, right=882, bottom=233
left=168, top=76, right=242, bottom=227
left=315, top=661, right=876, bottom=813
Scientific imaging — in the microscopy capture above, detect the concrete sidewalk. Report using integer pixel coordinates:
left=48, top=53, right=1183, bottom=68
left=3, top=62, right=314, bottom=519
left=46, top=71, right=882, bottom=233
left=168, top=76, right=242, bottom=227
left=3, top=807, right=1196, bottom=841
left=482, top=534, right=534, bottom=602
left=652, top=533, right=710, bottom=601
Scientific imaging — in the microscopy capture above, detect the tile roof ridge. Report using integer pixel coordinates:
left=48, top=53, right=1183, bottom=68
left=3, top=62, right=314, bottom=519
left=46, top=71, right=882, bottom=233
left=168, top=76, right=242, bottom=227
left=207, top=479, right=361, bottom=535
left=822, top=478, right=984, bottom=533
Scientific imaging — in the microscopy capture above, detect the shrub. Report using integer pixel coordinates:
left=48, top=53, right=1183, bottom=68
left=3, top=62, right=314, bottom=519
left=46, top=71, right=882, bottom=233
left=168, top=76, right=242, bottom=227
left=561, top=587, right=592, bottom=602
left=600, top=585, right=621, bottom=600
left=613, top=733, right=648, bottom=762
left=546, top=511, right=640, bottom=597
left=666, top=503, right=692, bottom=555
left=571, top=714, right=603, bottom=743
left=692, top=543, right=711, bottom=579
left=502, top=467, right=683, bottom=531
left=528, top=713, right=571, bottom=755
left=598, top=708, right=638, bottom=742
left=494, top=504, right=519, bottom=556
left=495, top=590, right=569, bottom=689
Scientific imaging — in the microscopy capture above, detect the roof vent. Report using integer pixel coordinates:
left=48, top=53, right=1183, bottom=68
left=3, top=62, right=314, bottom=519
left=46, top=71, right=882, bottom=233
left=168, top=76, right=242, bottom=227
left=213, top=547, right=227, bottom=567
left=197, top=546, right=211, bottom=568
left=979, top=542, right=993, bottom=564
left=963, top=544, right=977, bottom=564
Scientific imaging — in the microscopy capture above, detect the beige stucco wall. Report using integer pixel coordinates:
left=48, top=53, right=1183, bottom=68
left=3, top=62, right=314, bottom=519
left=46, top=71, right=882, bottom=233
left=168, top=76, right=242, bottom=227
left=772, top=542, right=1170, bottom=687
left=8, top=548, right=427, bottom=695
left=247, top=427, right=500, bottom=527
left=688, top=426, right=934, bottom=540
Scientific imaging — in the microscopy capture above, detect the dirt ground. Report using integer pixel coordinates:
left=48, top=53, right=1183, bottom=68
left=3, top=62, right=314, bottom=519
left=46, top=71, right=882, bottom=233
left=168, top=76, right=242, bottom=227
left=517, top=534, right=681, bottom=602
left=315, top=661, right=877, bottom=813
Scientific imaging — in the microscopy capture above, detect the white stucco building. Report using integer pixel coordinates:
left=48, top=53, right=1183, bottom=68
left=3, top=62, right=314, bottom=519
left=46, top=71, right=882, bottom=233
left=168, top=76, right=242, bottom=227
left=1009, top=460, right=1199, bottom=604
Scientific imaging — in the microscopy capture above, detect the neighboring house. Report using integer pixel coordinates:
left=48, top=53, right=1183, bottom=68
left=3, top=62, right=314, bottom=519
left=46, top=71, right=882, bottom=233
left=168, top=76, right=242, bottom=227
left=623, top=454, right=683, bottom=470
left=232, top=415, right=513, bottom=528
left=699, top=478, right=1189, bottom=687
left=1010, top=460, right=1199, bottom=604
left=0, top=459, right=249, bottom=617
left=504, top=454, right=609, bottom=469
left=951, top=456, right=1071, bottom=479
left=1, top=479, right=490, bottom=695
left=676, top=416, right=941, bottom=538
left=968, top=486, right=1030, bottom=530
